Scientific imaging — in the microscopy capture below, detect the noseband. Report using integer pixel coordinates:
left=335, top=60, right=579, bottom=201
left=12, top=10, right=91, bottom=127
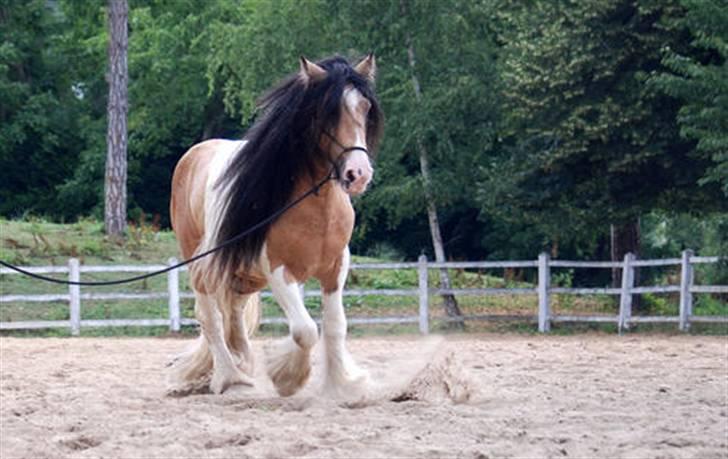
left=335, top=145, right=370, bottom=160
left=322, top=132, right=371, bottom=184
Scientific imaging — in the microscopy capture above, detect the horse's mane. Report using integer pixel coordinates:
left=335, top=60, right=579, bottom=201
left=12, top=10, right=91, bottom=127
left=212, top=55, right=383, bottom=276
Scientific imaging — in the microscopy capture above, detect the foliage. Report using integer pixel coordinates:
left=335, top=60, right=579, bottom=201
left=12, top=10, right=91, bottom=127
left=0, top=0, right=725, bottom=269
left=0, top=0, right=89, bottom=217
left=480, top=0, right=726, bottom=261
left=350, top=0, right=501, bottom=260
left=694, top=294, right=728, bottom=317
left=650, top=0, right=728, bottom=197
left=648, top=0, right=728, bottom=280
left=643, top=211, right=728, bottom=284
left=126, top=211, right=161, bottom=250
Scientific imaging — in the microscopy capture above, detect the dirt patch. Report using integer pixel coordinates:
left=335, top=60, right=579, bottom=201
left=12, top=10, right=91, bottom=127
left=388, top=350, right=473, bottom=404
left=1, top=335, right=726, bottom=458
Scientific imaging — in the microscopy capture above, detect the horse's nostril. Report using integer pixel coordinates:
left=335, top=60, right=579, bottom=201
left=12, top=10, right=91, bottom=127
left=346, top=170, right=357, bottom=183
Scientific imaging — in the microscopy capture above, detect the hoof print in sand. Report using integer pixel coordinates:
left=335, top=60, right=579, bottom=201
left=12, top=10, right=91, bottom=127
left=60, top=435, right=101, bottom=451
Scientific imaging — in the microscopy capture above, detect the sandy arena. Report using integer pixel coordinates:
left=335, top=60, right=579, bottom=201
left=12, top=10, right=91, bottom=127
left=1, top=334, right=726, bottom=458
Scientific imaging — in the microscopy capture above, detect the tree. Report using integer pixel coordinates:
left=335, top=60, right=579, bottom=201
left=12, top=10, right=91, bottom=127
left=400, top=0, right=463, bottom=324
left=50, top=1, right=110, bottom=220
left=351, top=0, right=501, bottom=260
left=125, top=1, right=237, bottom=222
left=104, top=0, right=129, bottom=237
left=482, top=0, right=724, bottom=288
left=0, top=0, right=86, bottom=218
left=53, top=1, right=237, bottom=225
left=651, top=0, right=728, bottom=276
left=650, top=0, right=728, bottom=197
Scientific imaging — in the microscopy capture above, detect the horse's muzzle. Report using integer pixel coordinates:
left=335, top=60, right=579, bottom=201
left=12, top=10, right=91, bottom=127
left=341, top=150, right=373, bottom=196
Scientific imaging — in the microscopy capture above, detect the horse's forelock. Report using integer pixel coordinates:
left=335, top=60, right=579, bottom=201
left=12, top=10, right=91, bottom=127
left=315, top=56, right=384, bottom=156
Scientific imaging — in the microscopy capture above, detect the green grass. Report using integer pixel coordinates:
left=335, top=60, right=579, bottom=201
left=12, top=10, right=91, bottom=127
left=1, top=217, right=724, bottom=336
left=0, top=216, right=180, bottom=265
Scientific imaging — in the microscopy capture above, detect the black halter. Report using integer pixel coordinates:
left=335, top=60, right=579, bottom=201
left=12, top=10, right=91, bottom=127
left=322, top=131, right=371, bottom=183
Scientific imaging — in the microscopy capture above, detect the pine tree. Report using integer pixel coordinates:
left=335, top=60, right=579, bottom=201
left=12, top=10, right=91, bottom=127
left=104, top=0, right=129, bottom=237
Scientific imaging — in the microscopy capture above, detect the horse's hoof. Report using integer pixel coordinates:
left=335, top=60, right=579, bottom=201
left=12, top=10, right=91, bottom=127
left=210, top=367, right=255, bottom=394
left=265, top=338, right=312, bottom=397
left=270, top=363, right=311, bottom=397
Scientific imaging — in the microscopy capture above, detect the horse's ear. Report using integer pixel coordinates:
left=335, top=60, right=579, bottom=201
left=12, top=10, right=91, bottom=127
left=354, top=53, right=376, bottom=83
left=299, top=56, right=326, bottom=85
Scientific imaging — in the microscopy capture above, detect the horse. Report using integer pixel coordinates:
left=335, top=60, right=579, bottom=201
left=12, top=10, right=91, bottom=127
left=167, top=55, right=383, bottom=397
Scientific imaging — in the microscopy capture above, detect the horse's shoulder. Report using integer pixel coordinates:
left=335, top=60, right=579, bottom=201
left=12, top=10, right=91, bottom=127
left=171, top=139, right=247, bottom=256
left=186, top=138, right=245, bottom=164
left=202, top=139, right=246, bottom=183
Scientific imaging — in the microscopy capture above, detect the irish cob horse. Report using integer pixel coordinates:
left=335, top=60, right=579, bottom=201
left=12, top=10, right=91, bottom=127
left=168, top=55, right=382, bottom=396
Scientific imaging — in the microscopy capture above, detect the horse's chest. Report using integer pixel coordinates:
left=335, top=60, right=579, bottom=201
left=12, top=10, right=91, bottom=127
left=265, top=196, right=354, bottom=283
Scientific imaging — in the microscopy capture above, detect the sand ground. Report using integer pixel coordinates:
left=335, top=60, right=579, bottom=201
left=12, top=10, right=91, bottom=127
left=1, top=334, right=726, bottom=459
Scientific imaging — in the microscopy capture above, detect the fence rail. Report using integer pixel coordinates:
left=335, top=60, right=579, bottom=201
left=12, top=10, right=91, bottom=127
left=1, top=250, right=725, bottom=335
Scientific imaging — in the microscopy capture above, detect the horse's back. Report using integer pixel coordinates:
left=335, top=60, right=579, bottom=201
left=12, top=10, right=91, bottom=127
left=170, top=139, right=241, bottom=259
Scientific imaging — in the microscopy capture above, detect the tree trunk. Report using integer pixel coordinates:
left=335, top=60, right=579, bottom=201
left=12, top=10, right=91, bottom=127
left=611, top=217, right=641, bottom=309
left=402, top=1, right=463, bottom=327
left=104, top=0, right=129, bottom=237
left=418, top=140, right=463, bottom=325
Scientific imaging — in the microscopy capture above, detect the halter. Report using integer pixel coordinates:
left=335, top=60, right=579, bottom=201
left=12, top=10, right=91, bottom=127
left=322, top=131, right=371, bottom=184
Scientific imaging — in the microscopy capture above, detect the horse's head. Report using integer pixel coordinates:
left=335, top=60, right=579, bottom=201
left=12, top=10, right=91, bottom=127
left=211, top=55, right=384, bottom=277
left=300, top=55, right=382, bottom=196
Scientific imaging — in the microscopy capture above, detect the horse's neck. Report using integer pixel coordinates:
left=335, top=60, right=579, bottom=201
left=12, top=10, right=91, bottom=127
left=289, top=164, right=349, bottom=210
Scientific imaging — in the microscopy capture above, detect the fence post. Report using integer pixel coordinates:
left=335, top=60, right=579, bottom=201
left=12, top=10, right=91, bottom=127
left=418, top=254, right=429, bottom=334
left=538, top=252, right=551, bottom=333
left=68, top=258, right=81, bottom=336
left=167, top=257, right=180, bottom=332
left=618, top=252, right=635, bottom=334
left=679, top=249, right=694, bottom=332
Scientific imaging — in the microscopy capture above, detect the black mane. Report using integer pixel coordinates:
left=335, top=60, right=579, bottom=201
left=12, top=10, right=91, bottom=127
left=213, top=55, right=383, bottom=275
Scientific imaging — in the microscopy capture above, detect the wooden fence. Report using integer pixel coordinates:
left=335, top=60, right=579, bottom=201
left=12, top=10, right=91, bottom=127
left=1, top=250, right=726, bottom=335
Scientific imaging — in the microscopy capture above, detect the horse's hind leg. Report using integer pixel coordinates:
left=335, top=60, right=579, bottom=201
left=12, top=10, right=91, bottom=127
left=320, top=248, right=369, bottom=396
left=264, top=266, right=318, bottom=397
left=196, top=291, right=255, bottom=394
left=226, top=293, right=258, bottom=377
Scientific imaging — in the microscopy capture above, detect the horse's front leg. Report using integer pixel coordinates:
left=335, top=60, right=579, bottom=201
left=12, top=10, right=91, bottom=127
left=264, top=264, right=318, bottom=397
left=320, top=247, right=369, bottom=396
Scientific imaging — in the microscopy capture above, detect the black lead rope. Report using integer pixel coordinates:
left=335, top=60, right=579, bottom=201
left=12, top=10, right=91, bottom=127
left=0, top=172, right=337, bottom=287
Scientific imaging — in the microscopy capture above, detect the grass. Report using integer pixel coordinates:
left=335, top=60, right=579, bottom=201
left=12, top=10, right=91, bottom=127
left=1, top=217, right=724, bottom=337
